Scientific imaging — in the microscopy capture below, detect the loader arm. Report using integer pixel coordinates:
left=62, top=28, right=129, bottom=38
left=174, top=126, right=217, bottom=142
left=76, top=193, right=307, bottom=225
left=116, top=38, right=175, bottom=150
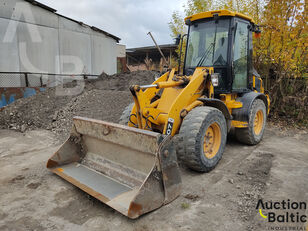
left=129, top=67, right=213, bottom=136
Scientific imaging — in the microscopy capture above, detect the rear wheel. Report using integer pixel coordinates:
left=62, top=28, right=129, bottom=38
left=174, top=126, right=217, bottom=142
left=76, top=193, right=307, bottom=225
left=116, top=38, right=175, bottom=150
left=119, top=103, right=134, bottom=125
left=177, top=107, right=227, bottom=172
left=235, top=99, right=266, bottom=145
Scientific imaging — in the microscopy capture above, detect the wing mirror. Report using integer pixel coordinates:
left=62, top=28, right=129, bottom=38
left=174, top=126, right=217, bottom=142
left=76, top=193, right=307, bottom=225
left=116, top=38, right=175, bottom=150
left=174, top=34, right=181, bottom=45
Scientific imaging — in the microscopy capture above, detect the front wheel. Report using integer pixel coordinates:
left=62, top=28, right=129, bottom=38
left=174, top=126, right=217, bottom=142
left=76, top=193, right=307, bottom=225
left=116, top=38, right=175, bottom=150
left=177, top=107, right=227, bottom=172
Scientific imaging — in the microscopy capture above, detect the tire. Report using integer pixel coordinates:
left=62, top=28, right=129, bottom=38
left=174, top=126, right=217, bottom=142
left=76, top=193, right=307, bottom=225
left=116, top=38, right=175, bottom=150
left=235, top=99, right=266, bottom=145
left=119, top=103, right=134, bottom=125
left=177, top=106, right=227, bottom=172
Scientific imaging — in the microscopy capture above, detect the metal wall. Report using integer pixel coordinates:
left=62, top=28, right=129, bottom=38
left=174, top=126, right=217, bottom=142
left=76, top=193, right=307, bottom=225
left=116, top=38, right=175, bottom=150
left=0, top=0, right=118, bottom=87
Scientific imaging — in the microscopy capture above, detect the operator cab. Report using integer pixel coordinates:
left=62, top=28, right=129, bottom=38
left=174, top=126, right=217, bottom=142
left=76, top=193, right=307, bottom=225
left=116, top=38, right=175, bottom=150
left=183, top=10, right=261, bottom=95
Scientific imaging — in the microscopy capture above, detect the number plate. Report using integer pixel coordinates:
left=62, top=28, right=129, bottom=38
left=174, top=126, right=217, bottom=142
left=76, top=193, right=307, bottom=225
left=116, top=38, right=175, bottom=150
left=165, top=118, right=174, bottom=135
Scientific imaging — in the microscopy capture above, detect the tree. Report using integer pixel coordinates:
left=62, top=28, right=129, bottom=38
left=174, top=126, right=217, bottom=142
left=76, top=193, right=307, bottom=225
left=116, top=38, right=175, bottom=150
left=169, top=0, right=214, bottom=39
left=256, top=0, right=307, bottom=123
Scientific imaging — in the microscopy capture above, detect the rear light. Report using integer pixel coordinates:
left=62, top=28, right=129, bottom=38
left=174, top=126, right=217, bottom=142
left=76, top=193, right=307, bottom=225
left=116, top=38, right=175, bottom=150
left=254, top=32, right=261, bottom=38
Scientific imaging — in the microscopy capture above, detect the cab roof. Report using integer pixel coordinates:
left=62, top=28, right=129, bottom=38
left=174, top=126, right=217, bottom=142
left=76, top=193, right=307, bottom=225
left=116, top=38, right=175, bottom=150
left=185, top=10, right=255, bottom=24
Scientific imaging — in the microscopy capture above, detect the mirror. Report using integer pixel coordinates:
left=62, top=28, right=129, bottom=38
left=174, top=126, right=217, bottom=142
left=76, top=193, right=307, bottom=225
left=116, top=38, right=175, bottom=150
left=175, top=34, right=181, bottom=45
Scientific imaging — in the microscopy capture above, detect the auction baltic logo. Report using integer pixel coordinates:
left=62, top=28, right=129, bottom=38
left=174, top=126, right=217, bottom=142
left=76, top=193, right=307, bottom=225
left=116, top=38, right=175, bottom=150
left=256, top=199, right=307, bottom=230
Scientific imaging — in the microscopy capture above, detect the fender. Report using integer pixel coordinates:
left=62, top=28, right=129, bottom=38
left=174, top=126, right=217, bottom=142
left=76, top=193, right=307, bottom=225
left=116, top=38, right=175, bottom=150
left=232, top=92, right=268, bottom=122
left=198, top=98, right=232, bottom=120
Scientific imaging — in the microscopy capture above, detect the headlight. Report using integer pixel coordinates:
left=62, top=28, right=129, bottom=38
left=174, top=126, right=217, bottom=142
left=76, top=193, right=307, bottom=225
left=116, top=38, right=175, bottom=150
left=211, top=73, right=219, bottom=87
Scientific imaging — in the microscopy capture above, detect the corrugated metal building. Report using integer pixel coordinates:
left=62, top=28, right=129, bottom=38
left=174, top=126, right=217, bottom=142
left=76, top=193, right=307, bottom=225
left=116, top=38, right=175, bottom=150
left=0, top=0, right=121, bottom=87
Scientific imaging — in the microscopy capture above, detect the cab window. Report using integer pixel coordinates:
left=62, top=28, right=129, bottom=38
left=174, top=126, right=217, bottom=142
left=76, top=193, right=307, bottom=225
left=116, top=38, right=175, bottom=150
left=232, top=21, right=249, bottom=90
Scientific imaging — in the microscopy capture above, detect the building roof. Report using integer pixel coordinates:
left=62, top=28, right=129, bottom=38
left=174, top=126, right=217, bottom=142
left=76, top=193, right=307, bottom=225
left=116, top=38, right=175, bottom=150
left=126, top=44, right=178, bottom=53
left=24, top=0, right=121, bottom=42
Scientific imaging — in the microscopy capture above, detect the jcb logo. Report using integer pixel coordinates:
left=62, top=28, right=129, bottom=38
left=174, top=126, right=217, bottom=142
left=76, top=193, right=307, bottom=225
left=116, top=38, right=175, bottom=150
left=165, top=118, right=174, bottom=135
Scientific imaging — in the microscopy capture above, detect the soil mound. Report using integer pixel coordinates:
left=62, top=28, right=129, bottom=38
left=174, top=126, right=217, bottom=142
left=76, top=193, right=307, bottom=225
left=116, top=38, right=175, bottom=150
left=0, top=71, right=156, bottom=139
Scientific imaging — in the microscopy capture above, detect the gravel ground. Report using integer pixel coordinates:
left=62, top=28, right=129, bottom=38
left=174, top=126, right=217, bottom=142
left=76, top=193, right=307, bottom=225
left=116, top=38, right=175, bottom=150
left=0, top=127, right=307, bottom=231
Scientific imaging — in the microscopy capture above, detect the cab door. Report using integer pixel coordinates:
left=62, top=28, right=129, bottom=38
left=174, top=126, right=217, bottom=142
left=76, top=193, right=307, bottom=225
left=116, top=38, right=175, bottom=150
left=232, top=19, right=249, bottom=91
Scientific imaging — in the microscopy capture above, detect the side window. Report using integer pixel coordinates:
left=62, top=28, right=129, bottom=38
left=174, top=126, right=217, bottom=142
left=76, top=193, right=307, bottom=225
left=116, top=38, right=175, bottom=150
left=233, top=21, right=248, bottom=90
left=213, top=27, right=229, bottom=66
left=186, top=31, right=200, bottom=67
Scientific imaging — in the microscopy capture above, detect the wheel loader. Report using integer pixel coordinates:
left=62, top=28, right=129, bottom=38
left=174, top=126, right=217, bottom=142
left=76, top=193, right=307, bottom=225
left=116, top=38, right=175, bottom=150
left=47, top=10, right=270, bottom=218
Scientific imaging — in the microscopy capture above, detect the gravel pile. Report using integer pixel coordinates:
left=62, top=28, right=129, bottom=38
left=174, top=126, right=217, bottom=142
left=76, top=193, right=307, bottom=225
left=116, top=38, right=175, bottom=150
left=0, top=71, right=156, bottom=140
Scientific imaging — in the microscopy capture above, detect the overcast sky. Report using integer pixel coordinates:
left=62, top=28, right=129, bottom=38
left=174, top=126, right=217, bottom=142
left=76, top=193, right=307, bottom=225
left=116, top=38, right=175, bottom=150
left=38, top=0, right=186, bottom=48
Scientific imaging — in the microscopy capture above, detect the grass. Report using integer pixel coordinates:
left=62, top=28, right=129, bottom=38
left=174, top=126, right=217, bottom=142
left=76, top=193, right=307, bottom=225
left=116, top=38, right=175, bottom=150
left=181, top=202, right=190, bottom=209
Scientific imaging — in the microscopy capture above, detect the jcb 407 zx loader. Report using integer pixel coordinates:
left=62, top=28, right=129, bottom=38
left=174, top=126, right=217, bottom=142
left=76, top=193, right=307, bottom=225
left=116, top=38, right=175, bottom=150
left=47, top=10, right=270, bottom=218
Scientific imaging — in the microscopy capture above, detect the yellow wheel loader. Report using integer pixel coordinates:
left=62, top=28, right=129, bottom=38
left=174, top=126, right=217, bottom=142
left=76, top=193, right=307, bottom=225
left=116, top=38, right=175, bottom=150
left=47, top=10, right=270, bottom=218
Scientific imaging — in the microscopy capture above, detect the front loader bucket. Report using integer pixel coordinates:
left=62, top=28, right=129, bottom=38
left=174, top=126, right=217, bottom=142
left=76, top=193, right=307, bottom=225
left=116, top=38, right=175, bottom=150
left=47, top=116, right=181, bottom=218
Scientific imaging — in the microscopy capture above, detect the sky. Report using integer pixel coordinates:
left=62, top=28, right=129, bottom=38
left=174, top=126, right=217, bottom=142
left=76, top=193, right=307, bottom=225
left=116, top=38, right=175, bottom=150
left=38, top=0, right=186, bottom=48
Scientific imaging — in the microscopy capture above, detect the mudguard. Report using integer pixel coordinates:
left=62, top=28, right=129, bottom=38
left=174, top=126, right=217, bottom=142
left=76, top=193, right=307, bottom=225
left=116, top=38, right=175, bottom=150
left=232, top=92, right=268, bottom=122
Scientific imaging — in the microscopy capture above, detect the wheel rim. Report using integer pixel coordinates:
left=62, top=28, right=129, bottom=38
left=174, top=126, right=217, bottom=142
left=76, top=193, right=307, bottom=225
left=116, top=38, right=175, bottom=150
left=254, top=110, right=264, bottom=135
left=203, top=122, right=221, bottom=159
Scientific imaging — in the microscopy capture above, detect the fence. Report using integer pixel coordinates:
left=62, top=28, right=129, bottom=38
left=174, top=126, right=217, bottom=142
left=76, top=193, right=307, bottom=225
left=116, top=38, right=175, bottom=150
left=0, top=72, right=100, bottom=88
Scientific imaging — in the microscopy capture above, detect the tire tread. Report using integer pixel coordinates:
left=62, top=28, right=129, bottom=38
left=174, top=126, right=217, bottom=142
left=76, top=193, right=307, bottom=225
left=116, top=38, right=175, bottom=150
left=235, top=99, right=266, bottom=145
left=177, top=106, right=227, bottom=172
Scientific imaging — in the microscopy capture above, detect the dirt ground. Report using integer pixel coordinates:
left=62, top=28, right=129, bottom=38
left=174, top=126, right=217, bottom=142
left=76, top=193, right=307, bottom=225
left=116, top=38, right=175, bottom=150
left=0, top=126, right=307, bottom=231
left=0, top=71, right=307, bottom=230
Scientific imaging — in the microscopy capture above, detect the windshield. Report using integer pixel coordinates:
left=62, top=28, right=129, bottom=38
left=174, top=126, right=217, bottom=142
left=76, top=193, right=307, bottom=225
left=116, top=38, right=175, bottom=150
left=185, top=19, right=230, bottom=68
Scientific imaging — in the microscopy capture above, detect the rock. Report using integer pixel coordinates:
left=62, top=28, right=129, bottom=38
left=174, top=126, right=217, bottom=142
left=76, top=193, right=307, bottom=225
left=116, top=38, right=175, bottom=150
left=184, top=193, right=200, bottom=201
left=221, top=193, right=229, bottom=198
left=228, top=178, right=234, bottom=184
left=245, top=191, right=252, bottom=196
left=237, top=171, right=244, bottom=175
left=20, top=125, right=27, bottom=133
left=27, top=182, right=41, bottom=189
